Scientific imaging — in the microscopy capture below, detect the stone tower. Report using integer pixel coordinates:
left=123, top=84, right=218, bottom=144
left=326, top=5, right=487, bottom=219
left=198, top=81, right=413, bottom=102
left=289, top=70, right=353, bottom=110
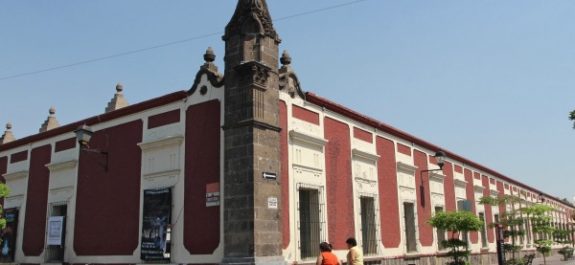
left=222, top=0, right=284, bottom=264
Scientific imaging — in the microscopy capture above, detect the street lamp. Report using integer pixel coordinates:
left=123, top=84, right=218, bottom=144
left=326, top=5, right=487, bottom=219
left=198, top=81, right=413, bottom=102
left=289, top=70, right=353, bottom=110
left=420, top=151, right=446, bottom=207
left=74, top=124, right=109, bottom=171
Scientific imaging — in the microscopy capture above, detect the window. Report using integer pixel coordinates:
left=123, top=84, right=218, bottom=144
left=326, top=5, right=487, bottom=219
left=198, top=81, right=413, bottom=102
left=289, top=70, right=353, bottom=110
left=434, top=206, right=446, bottom=250
left=299, top=189, right=321, bottom=259
left=360, top=197, right=377, bottom=255
left=457, top=200, right=470, bottom=244
left=479, top=213, right=488, bottom=248
left=404, top=202, right=417, bottom=252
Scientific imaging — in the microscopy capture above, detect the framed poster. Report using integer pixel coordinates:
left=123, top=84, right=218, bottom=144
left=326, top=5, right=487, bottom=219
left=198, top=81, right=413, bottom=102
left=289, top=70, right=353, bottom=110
left=141, top=188, right=172, bottom=261
left=47, top=216, right=64, bottom=246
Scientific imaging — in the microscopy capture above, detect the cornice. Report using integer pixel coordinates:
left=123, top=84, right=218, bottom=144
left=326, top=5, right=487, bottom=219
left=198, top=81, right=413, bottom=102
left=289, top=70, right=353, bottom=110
left=289, top=130, right=327, bottom=148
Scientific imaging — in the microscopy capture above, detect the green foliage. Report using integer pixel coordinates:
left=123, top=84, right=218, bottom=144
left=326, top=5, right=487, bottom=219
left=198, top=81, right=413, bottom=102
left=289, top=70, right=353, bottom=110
left=554, top=229, right=572, bottom=244
left=479, top=196, right=499, bottom=206
left=503, top=243, right=523, bottom=253
left=428, top=211, right=484, bottom=233
left=535, top=239, right=553, bottom=256
left=0, top=183, right=9, bottom=198
left=429, top=211, right=483, bottom=265
left=505, top=257, right=526, bottom=265
left=570, top=110, right=575, bottom=128
left=0, top=183, right=8, bottom=240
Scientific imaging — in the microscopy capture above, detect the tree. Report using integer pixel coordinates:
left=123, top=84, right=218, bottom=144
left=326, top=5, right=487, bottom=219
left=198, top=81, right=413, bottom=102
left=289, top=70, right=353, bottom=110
left=0, top=182, right=9, bottom=236
left=522, top=204, right=555, bottom=265
left=570, top=110, right=575, bottom=129
left=429, top=211, right=483, bottom=265
left=480, top=194, right=525, bottom=262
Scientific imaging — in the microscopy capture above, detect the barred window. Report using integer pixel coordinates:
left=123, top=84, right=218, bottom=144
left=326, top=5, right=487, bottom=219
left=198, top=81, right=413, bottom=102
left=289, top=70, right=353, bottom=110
left=404, top=202, right=417, bottom=252
left=360, top=197, right=377, bottom=255
left=479, top=212, right=488, bottom=248
left=299, top=188, right=322, bottom=259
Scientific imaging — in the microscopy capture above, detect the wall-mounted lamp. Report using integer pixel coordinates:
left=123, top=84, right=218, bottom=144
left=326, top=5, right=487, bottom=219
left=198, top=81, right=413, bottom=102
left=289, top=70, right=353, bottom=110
left=74, top=124, right=109, bottom=171
left=420, top=151, right=446, bottom=207
left=538, top=193, right=545, bottom=203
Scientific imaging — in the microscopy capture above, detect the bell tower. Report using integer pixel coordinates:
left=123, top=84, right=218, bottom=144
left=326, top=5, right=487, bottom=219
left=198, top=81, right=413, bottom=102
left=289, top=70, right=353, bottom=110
left=222, top=0, right=284, bottom=264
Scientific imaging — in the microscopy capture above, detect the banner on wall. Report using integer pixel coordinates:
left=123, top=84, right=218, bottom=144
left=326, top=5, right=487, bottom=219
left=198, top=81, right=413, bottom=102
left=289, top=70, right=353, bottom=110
left=141, top=188, right=172, bottom=261
left=47, top=216, right=64, bottom=246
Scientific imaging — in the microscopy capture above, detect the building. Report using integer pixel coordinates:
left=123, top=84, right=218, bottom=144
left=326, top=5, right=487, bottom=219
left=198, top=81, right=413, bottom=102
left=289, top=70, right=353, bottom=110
left=1, top=1, right=573, bottom=264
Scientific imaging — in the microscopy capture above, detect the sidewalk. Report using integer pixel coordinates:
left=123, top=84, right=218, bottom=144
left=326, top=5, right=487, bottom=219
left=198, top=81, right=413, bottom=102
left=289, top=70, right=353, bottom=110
left=491, top=255, right=575, bottom=265
left=531, top=254, right=575, bottom=265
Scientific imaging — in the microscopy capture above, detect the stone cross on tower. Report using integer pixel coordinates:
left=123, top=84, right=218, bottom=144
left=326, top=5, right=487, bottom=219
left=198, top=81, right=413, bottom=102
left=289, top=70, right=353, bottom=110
left=222, top=0, right=284, bottom=264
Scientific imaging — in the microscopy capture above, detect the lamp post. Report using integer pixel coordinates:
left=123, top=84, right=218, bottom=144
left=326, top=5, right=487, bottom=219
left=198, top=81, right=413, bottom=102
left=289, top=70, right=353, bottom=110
left=420, top=151, right=446, bottom=207
left=74, top=124, right=109, bottom=171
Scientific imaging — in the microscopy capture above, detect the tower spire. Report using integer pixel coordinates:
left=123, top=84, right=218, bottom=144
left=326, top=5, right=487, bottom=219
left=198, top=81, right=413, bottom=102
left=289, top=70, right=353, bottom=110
left=221, top=1, right=284, bottom=264
left=223, top=0, right=280, bottom=43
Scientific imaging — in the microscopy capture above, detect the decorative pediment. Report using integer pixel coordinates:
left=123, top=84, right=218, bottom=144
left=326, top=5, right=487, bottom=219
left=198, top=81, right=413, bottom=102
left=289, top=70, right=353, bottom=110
left=279, top=50, right=306, bottom=99
left=46, top=160, right=77, bottom=172
left=189, top=47, right=224, bottom=95
left=397, top=161, right=416, bottom=175
left=138, top=135, right=184, bottom=151
left=3, top=170, right=28, bottom=181
left=490, top=189, right=499, bottom=196
left=429, top=171, right=445, bottom=182
left=289, top=130, right=327, bottom=148
left=474, top=184, right=484, bottom=192
left=352, top=148, right=379, bottom=163
left=454, top=178, right=467, bottom=187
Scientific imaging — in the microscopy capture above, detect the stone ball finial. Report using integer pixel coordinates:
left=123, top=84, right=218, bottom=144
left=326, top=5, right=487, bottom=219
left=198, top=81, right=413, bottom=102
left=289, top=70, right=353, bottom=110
left=6, top=122, right=12, bottom=130
left=204, top=47, right=216, bottom=63
left=116, top=83, right=124, bottom=92
left=280, top=50, right=292, bottom=66
left=49, top=106, right=56, bottom=115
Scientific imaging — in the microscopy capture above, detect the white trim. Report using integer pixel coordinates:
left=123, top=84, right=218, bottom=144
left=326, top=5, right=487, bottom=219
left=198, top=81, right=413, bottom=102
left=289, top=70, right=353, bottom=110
left=138, top=135, right=184, bottom=151
left=288, top=130, right=328, bottom=147
left=46, top=160, right=78, bottom=172
left=3, top=170, right=28, bottom=181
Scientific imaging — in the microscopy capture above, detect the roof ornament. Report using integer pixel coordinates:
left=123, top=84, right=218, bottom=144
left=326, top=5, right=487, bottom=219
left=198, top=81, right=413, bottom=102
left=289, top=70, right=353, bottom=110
left=39, top=106, right=60, bottom=132
left=189, top=47, right=224, bottom=95
left=223, top=0, right=280, bottom=43
left=279, top=50, right=305, bottom=99
left=105, top=83, right=129, bottom=113
left=0, top=122, right=16, bottom=144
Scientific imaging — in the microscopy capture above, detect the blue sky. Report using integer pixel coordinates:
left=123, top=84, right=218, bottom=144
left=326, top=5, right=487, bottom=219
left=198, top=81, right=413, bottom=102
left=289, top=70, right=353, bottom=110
left=1, top=1, right=574, bottom=201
